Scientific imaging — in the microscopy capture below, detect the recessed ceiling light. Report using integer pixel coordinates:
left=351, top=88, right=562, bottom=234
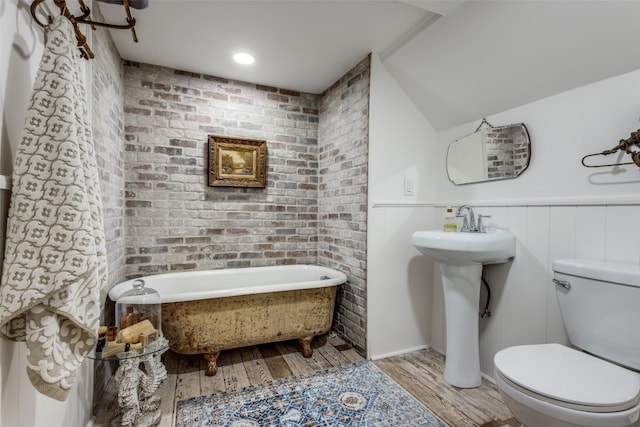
left=233, top=53, right=255, bottom=65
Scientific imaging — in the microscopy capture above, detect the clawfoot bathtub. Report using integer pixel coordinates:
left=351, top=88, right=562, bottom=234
left=109, top=265, right=347, bottom=376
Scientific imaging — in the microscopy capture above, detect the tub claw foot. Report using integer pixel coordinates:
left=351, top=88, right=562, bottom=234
left=298, top=336, right=314, bottom=358
left=203, top=351, right=220, bottom=376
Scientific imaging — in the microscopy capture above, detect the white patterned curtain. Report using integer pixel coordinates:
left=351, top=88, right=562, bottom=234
left=0, top=15, right=108, bottom=401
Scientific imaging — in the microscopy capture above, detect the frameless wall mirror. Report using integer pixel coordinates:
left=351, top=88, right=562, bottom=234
left=447, top=122, right=531, bottom=185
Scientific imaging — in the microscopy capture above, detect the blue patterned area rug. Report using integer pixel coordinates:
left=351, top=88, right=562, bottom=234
left=175, top=360, right=446, bottom=426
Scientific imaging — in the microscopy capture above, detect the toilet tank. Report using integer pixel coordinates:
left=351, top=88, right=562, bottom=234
left=553, top=258, right=640, bottom=372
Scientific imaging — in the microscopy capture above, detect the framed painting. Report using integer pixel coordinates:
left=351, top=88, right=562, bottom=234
left=208, top=135, right=267, bottom=188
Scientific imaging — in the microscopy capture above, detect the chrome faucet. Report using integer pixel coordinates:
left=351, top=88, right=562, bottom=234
left=455, top=205, right=491, bottom=232
left=455, top=205, right=476, bottom=232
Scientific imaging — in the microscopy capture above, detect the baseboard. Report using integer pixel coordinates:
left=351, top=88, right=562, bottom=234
left=481, top=371, right=497, bottom=385
left=369, top=344, right=430, bottom=360
left=371, top=345, right=499, bottom=386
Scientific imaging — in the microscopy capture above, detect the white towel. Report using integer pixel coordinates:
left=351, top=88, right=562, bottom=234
left=0, top=16, right=107, bottom=401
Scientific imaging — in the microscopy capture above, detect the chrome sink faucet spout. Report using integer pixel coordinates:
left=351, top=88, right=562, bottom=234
left=456, top=205, right=476, bottom=232
left=455, top=205, right=491, bottom=232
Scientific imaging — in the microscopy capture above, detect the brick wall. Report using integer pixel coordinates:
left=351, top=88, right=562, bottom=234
left=513, top=127, right=530, bottom=174
left=486, top=125, right=530, bottom=179
left=122, top=63, right=320, bottom=277
left=91, top=9, right=126, bottom=288
left=120, top=55, right=370, bottom=355
left=318, top=56, right=370, bottom=354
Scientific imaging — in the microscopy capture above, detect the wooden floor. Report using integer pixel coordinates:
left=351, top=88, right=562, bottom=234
left=95, top=334, right=518, bottom=427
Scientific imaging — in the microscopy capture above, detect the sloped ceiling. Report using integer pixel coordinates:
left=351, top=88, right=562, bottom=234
left=383, top=0, right=640, bottom=130
left=99, top=1, right=640, bottom=132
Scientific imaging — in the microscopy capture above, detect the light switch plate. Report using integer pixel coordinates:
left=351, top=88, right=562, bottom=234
left=404, top=178, right=415, bottom=196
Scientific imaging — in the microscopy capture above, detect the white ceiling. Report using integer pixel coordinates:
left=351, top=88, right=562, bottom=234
left=98, top=0, right=453, bottom=94
left=98, top=0, right=640, bottom=131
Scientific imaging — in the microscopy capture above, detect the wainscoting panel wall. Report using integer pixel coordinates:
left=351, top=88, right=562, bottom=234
left=428, top=203, right=640, bottom=379
left=367, top=205, right=435, bottom=359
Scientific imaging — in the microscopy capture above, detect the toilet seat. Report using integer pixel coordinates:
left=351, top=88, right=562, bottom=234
left=494, top=343, right=640, bottom=413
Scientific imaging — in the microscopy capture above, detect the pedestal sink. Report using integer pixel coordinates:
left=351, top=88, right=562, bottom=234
left=412, top=228, right=515, bottom=388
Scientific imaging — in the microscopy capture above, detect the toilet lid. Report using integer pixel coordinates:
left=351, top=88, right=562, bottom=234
left=495, top=343, right=640, bottom=412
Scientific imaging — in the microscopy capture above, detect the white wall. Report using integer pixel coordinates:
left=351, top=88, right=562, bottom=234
left=368, top=56, right=640, bottom=382
left=367, top=54, right=438, bottom=359
left=1, top=2, right=94, bottom=426
left=436, top=69, right=640, bottom=205
left=431, top=69, right=640, bottom=379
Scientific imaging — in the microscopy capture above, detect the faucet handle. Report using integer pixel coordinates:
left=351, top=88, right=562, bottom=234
left=477, top=214, right=491, bottom=233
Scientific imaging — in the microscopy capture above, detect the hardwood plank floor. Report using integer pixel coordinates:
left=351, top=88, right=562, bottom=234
left=94, top=335, right=518, bottom=426
left=375, top=351, right=519, bottom=427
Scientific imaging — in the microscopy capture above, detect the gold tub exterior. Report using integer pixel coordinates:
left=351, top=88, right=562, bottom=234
left=161, top=286, right=337, bottom=375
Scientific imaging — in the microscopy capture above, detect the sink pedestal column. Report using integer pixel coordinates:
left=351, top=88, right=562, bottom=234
left=440, top=263, right=482, bottom=388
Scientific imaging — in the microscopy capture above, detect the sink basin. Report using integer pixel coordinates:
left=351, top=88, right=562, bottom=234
left=412, top=227, right=515, bottom=388
left=412, top=228, right=515, bottom=265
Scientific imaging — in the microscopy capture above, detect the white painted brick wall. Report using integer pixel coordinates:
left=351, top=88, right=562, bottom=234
left=123, top=63, right=320, bottom=275
left=318, top=56, right=370, bottom=354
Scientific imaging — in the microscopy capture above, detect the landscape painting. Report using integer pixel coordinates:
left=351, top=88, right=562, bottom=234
left=208, top=135, right=267, bottom=188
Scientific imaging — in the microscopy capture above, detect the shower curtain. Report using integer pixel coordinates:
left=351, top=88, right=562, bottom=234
left=0, top=16, right=107, bottom=401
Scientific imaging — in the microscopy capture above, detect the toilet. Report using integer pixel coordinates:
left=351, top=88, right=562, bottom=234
left=494, top=259, right=640, bottom=427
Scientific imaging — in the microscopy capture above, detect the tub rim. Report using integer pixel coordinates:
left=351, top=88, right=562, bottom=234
left=108, top=264, right=347, bottom=303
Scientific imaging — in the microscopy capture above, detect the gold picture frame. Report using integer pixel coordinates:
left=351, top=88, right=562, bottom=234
left=208, top=135, right=267, bottom=188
